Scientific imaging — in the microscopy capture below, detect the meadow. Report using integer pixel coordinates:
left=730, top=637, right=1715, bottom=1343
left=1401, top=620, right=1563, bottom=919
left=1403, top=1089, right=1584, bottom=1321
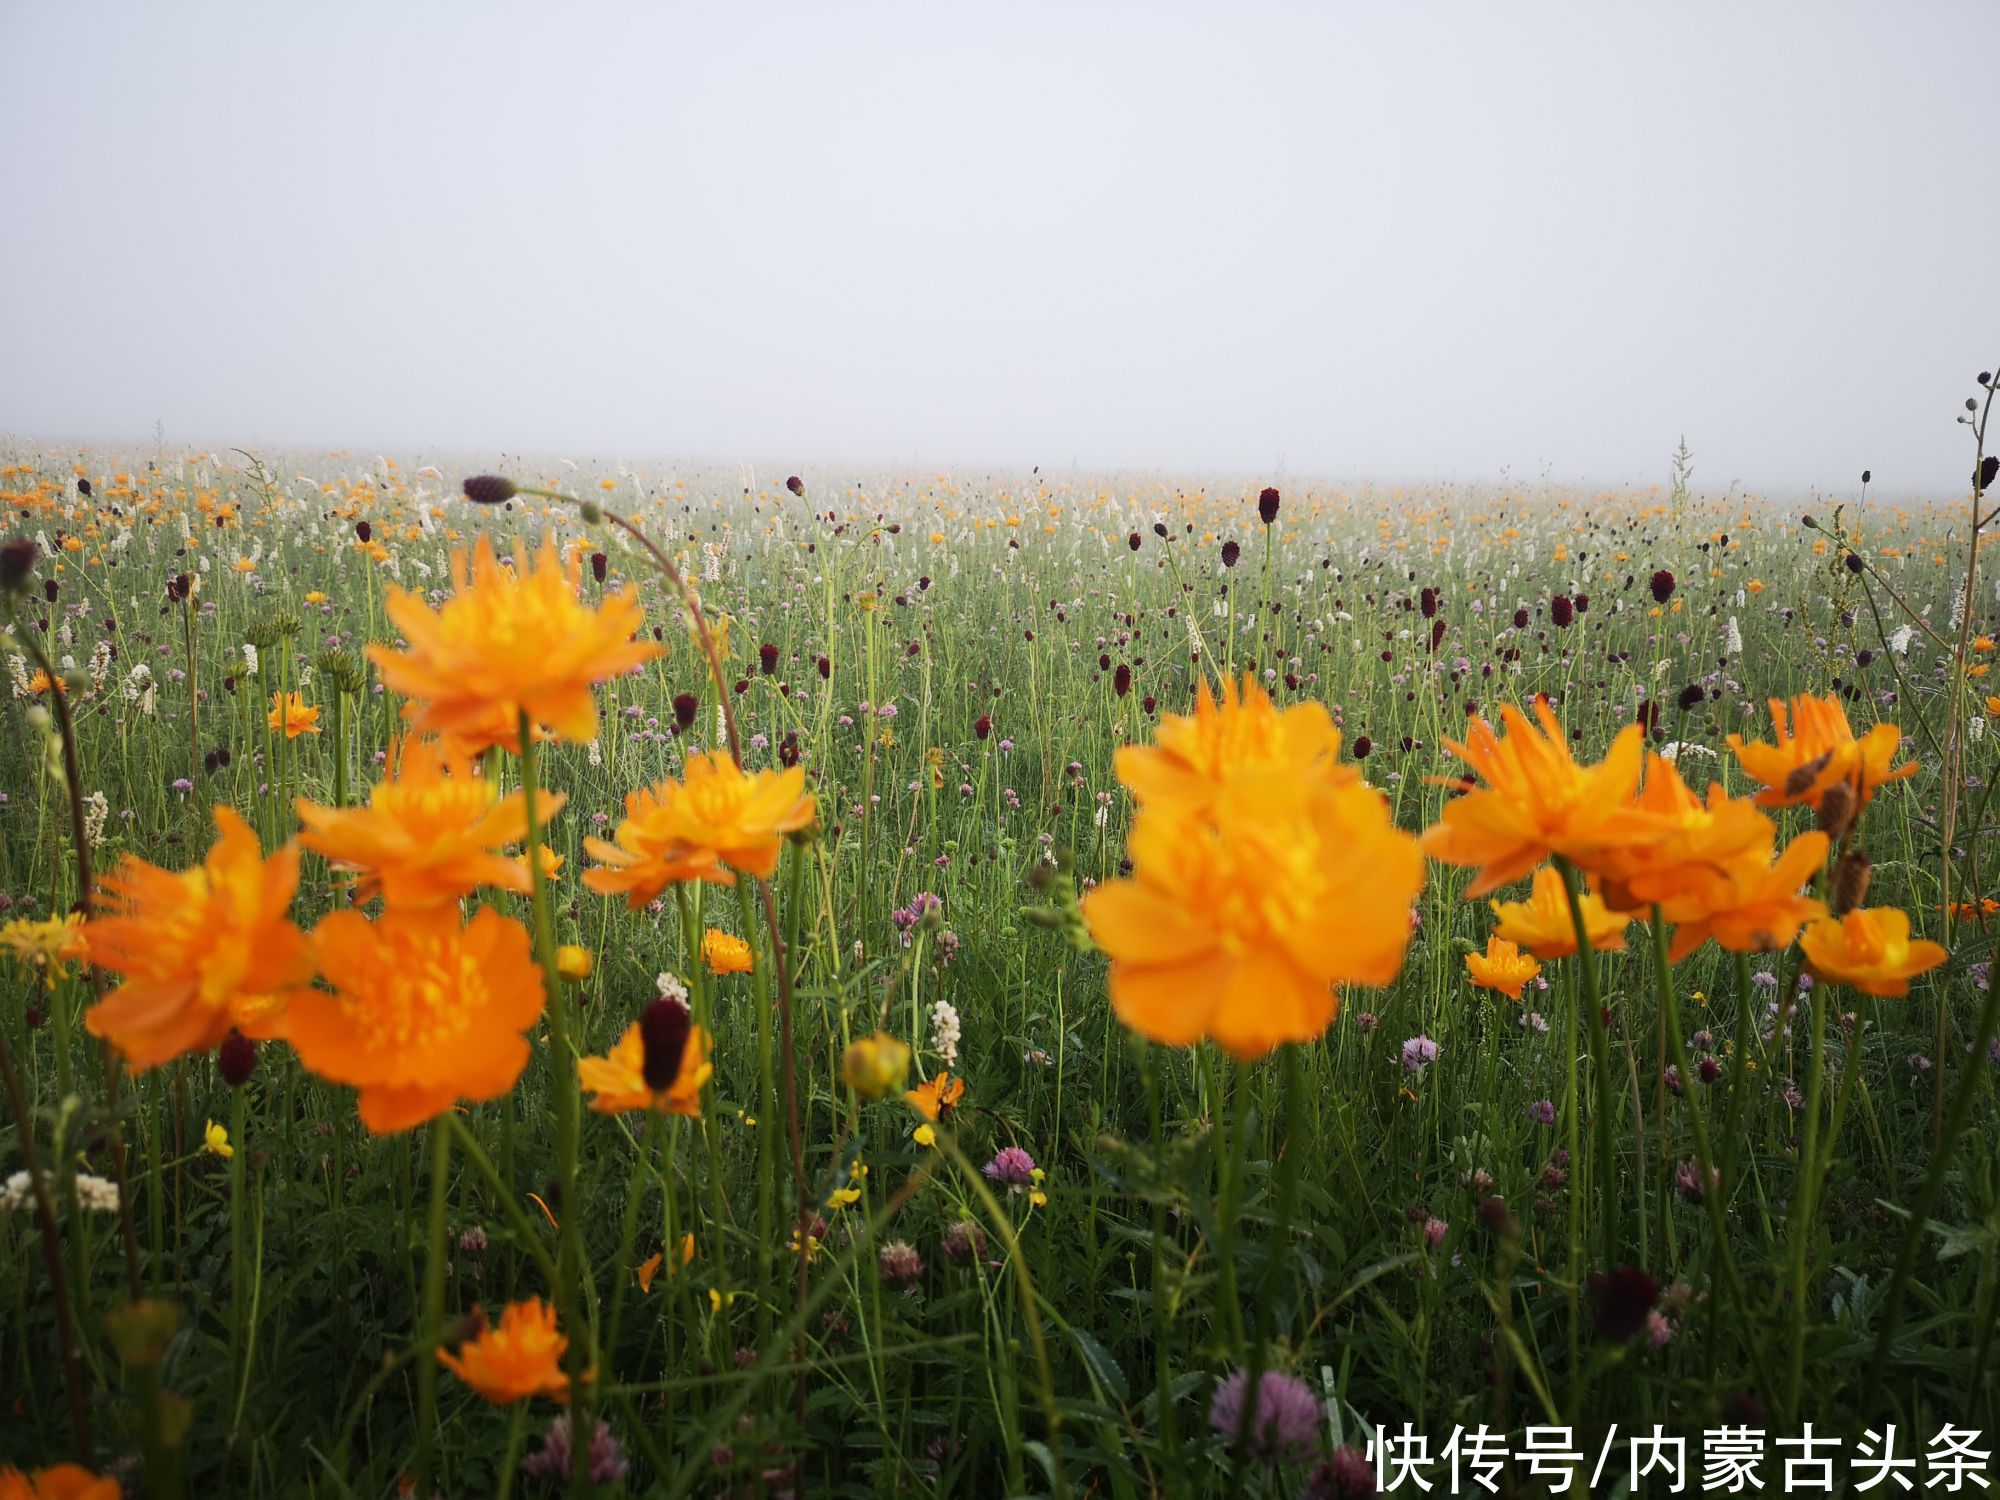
left=2, top=406, right=2000, bottom=1496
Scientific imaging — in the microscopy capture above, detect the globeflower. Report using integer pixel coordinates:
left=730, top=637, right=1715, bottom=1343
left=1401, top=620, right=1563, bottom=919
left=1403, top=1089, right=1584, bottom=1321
left=701, top=928, right=753, bottom=974
left=578, top=1001, right=713, bottom=1116
left=904, top=1072, right=965, bottom=1123
left=1727, top=694, right=1915, bottom=812
left=1465, top=935, right=1540, bottom=999
left=1112, top=672, right=1355, bottom=816
left=85, top=807, right=313, bottom=1070
left=437, top=1297, right=570, bottom=1405
left=1801, top=907, right=1948, bottom=996
left=582, top=753, right=815, bottom=905
left=1086, top=758, right=1422, bottom=1059
left=286, top=907, right=545, bottom=1133
left=0, top=1465, right=122, bottom=1499
left=370, top=534, right=662, bottom=753
left=1657, top=833, right=1832, bottom=962
left=267, top=690, right=320, bottom=738
left=1488, top=865, right=1634, bottom=958
left=295, top=737, right=565, bottom=910
left=0, top=913, right=89, bottom=985
left=843, top=1031, right=911, bottom=1099
left=1585, top=755, right=1775, bottom=916
left=1420, top=698, right=1649, bottom=897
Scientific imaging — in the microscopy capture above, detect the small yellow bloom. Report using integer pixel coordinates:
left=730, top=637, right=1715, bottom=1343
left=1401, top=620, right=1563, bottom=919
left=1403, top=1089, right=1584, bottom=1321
left=204, top=1119, right=233, bottom=1159
left=826, top=1185, right=862, bottom=1208
left=1747, top=579, right=1766, bottom=594
left=856, top=592, right=878, bottom=613
left=701, top=928, right=753, bottom=974
left=555, top=945, right=592, bottom=982
left=1465, top=935, right=1540, bottom=999
left=913, top=1123, right=937, bottom=1148
left=842, top=1031, right=911, bottom=1099
left=304, top=591, right=328, bottom=605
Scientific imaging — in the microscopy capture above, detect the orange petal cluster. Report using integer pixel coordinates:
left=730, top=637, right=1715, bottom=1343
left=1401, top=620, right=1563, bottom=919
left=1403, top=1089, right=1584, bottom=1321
left=370, top=534, right=662, bottom=753
left=578, top=1021, right=714, bottom=1116
left=296, top=736, right=565, bottom=909
left=1465, top=935, right=1540, bottom=999
left=286, top=907, right=545, bottom=1133
left=583, top=752, right=816, bottom=905
left=84, top=807, right=312, bottom=1070
left=1488, top=866, right=1633, bottom=959
left=267, top=690, right=320, bottom=739
left=1727, top=693, right=1915, bottom=811
left=1801, top=907, right=1949, bottom=996
left=1084, top=674, right=1422, bottom=1059
left=436, top=1297, right=570, bottom=1405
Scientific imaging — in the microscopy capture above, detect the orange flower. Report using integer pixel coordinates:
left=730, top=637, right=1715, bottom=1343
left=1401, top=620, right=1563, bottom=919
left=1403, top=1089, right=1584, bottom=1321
left=437, top=1297, right=569, bottom=1405
left=1488, top=865, right=1634, bottom=959
left=1586, top=755, right=1776, bottom=916
left=904, top=1072, right=965, bottom=1122
left=700, top=928, right=754, bottom=974
left=582, top=754, right=816, bottom=904
left=295, top=737, right=566, bottom=909
left=1419, top=698, right=1649, bottom=897
left=516, top=846, right=565, bottom=882
left=0, top=1466, right=122, bottom=1500
left=1465, top=935, right=1540, bottom=998
left=1113, top=672, right=1356, bottom=815
left=1658, top=832, right=1831, bottom=962
left=1727, top=694, right=1915, bottom=811
left=84, top=807, right=311, bottom=1070
left=369, top=534, right=662, bottom=753
left=1085, top=765, right=1423, bottom=1060
left=578, top=1018, right=713, bottom=1115
left=1801, top=907, right=1948, bottom=996
left=267, top=690, right=320, bottom=738
left=286, top=907, right=544, bottom=1133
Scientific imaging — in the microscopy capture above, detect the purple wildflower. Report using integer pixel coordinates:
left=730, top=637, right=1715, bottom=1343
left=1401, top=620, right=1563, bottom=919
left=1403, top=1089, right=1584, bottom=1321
left=1208, top=1369, right=1322, bottom=1464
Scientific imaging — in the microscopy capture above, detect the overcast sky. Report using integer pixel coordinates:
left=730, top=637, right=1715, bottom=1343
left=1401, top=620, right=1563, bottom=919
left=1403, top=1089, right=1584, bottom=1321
left=3, top=4, right=1995, bottom=493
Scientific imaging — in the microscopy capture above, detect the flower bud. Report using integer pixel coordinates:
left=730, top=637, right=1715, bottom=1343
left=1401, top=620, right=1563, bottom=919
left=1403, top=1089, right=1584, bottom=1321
left=640, top=997, right=692, bottom=1091
left=579, top=499, right=603, bottom=524
left=462, top=475, right=519, bottom=506
left=1257, top=487, right=1280, bottom=525
left=1831, top=849, right=1872, bottom=916
left=786, top=475, right=804, bottom=496
left=218, top=1029, right=257, bottom=1087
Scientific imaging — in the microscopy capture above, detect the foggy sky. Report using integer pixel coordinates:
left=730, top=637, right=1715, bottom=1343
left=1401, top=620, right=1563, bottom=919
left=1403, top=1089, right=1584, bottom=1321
left=3, top=3, right=1995, bottom=495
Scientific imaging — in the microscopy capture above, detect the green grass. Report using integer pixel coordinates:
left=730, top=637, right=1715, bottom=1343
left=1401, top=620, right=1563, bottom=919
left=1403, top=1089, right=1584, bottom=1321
left=4, top=446, right=2000, bottom=1494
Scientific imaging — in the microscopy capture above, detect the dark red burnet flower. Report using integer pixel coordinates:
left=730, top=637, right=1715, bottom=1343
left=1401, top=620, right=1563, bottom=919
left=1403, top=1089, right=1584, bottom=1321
left=974, top=714, right=992, bottom=740
left=816, top=655, right=831, bottom=680
left=1589, top=1265, right=1659, bottom=1342
left=673, top=692, right=698, bottom=731
left=759, top=643, right=779, bottom=675
left=1352, top=735, right=1371, bottom=759
left=1650, top=569, right=1676, bottom=604
left=590, top=551, right=607, bottom=584
left=1677, top=682, right=1706, bottom=712
left=1113, top=664, right=1131, bottom=698
left=778, top=730, right=801, bottom=767
left=639, top=997, right=692, bottom=1090
left=217, top=1029, right=257, bottom=1088
left=786, top=475, right=804, bottom=496
left=462, top=475, right=519, bottom=506
left=0, top=537, right=38, bottom=594
left=1257, top=487, right=1280, bottom=525
left=1221, top=540, right=1241, bottom=568
left=1419, top=586, right=1437, bottom=618
left=354, top=520, right=372, bottom=543
left=1128, top=532, right=1142, bottom=551
left=1550, top=595, right=1574, bottom=628
left=1512, top=608, right=1529, bottom=629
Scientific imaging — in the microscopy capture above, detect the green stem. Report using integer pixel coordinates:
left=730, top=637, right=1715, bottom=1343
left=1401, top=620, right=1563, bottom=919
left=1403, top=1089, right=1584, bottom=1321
left=1555, top=856, right=1618, bottom=1268
left=414, top=1117, right=452, bottom=1497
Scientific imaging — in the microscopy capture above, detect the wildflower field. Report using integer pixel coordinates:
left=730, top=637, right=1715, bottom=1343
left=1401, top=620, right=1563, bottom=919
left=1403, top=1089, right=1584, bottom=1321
left=4, top=401, right=2000, bottom=1496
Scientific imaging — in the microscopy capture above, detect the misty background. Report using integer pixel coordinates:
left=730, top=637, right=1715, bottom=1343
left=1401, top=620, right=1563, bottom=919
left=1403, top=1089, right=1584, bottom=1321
left=2, top=3, right=1995, bottom=495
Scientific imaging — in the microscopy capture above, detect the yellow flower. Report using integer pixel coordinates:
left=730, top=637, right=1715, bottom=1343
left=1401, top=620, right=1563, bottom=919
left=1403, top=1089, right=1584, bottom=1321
left=1801, top=907, right=1948, bottom=996
left=1086, top=763, right=1422, bottom=1060
left=369, top=534, right=663, bottom=753
left=203, top=1119, right=233, bottom=1159
left=295, top=736, right=565, bottom=910
left=842, top=1031, right=911, bottom=1099
left=1488, top=866, right=1633, bottom=959
left=437, top=1297, right=569, bottom=1405
left=304, top=591, right=328, bottom=605
left=701, top=928, right=753, bottom=974
left=267, top=690, right=320, bottom=738
left=0, top=913, right=89, bottom=983
left=1113, top=672, right=1355, bottom=818
left=516, top=846, right=564, bottom=882
left=913, top=1123, right=937, bottom=1148
left=1420, top=698, right=1649, bottom=897
left=1727, top=694, right=1915, bottom=812
left=577, top=1013, right=713, bottom=1116
left=1465, top=935, right=1540, bottom=999
left=85, top=807, right=313, bottom=1071
left=555, top=944, right=592, bottom=981
left=582, top=754, right=815, bottom=905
